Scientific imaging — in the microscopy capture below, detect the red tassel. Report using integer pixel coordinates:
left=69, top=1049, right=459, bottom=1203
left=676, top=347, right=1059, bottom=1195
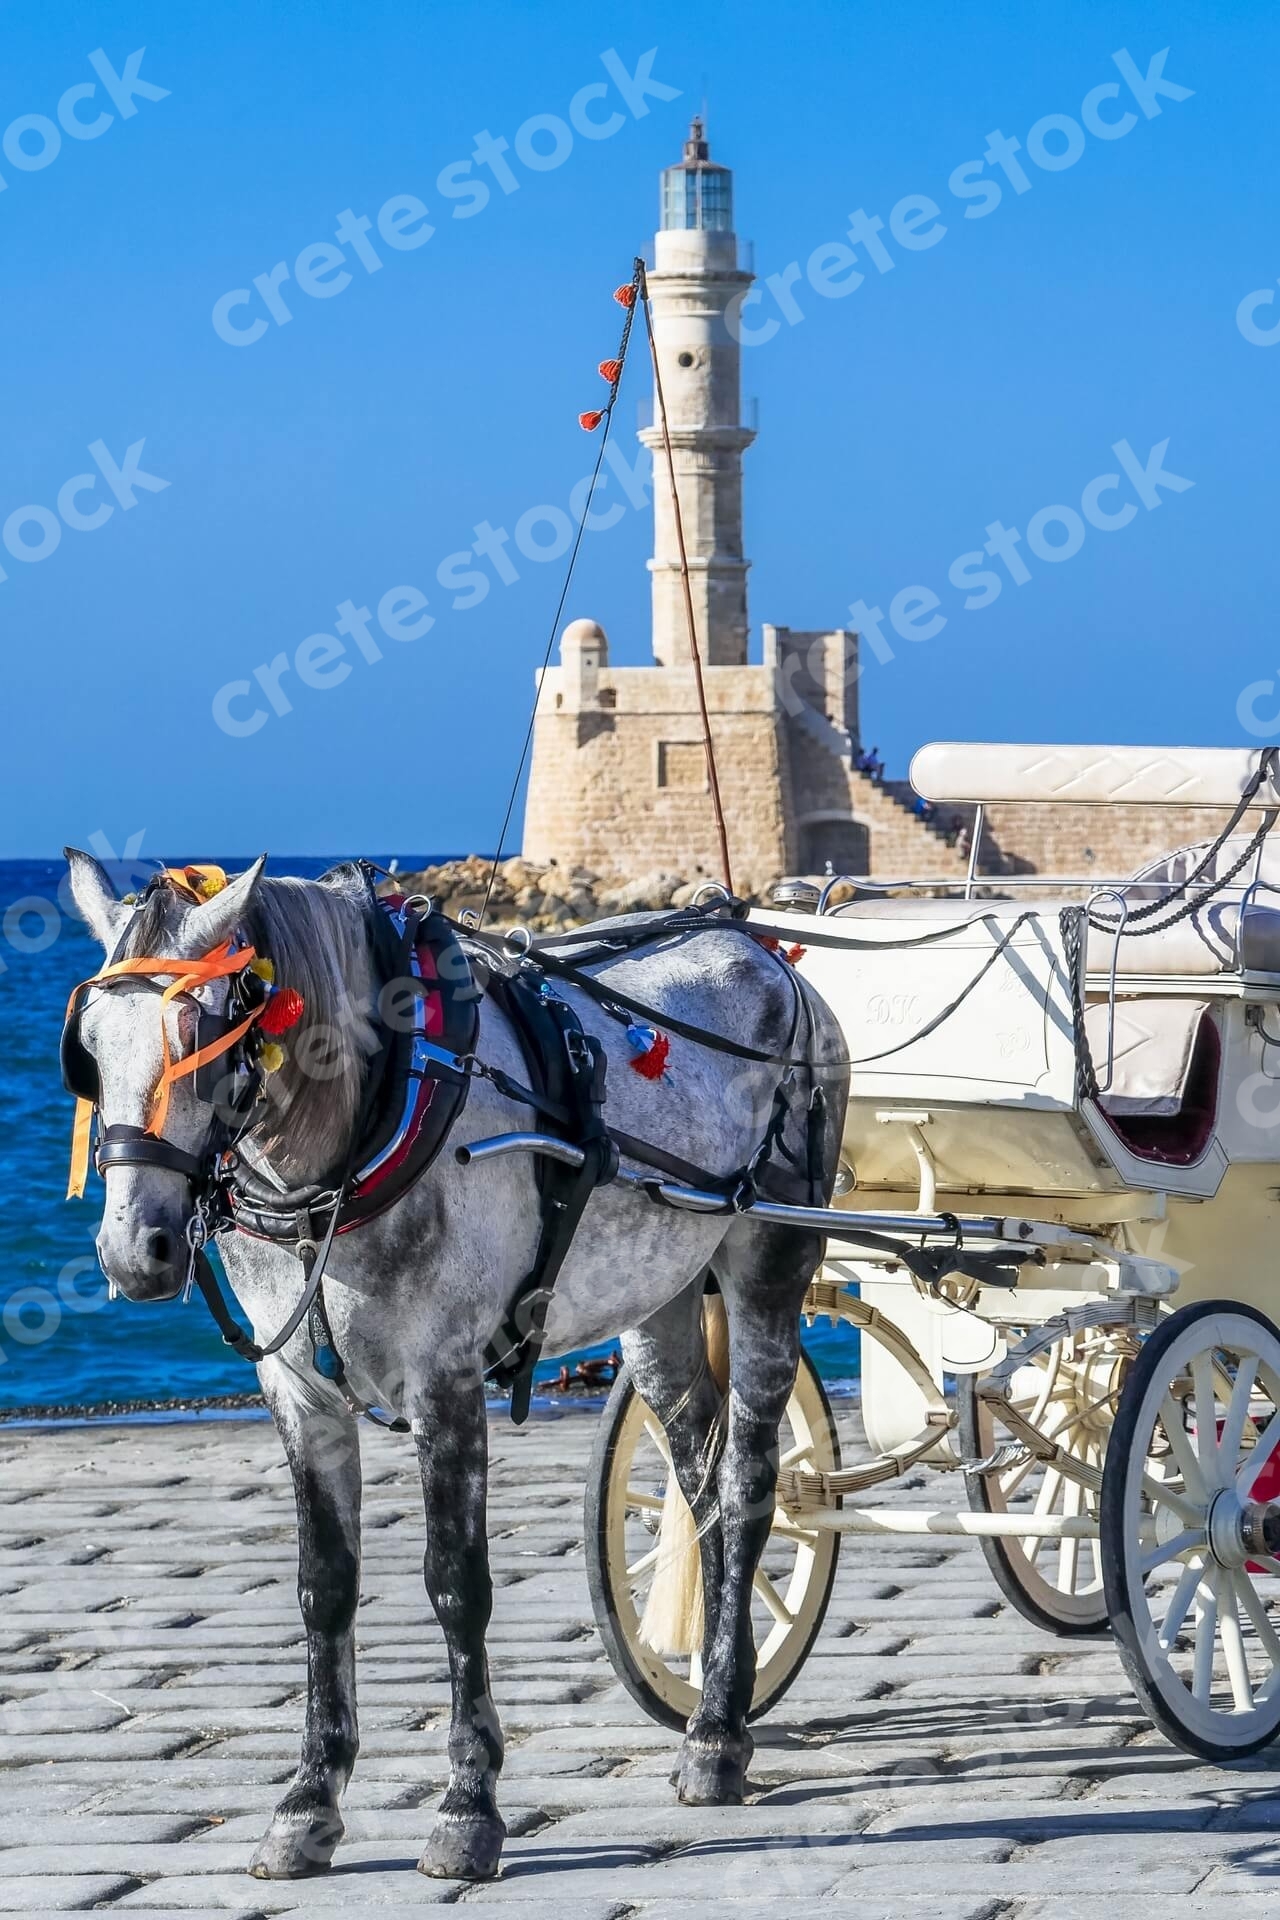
left=614, top=283, right=637, bottom=308
left=598, top=358, right=622, bottom=384
left=756, top=934, right=780, bottom=952
left=260, top=987, right=305, bottom=1035
left=629, top=1033, right=670, bottom=1080
left=578, top=409, right=604, bottom=431
left=785, top=944, right=807, bottom=965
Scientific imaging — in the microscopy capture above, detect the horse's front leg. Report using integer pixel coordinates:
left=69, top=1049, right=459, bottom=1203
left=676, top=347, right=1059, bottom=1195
left=414, top=1374, right=506, bottom=1880
left=250, top=1382, right=362, bottom=1879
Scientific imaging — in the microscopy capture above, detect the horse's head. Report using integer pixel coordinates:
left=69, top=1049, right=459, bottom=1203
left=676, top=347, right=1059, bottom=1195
left=64, top=849, right=267, bottom=1301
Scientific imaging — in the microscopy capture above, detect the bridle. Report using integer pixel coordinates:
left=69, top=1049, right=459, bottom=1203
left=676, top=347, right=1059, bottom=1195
left=60, top=890, right=362, bottom=1372
left=62, top=939, right=270, bottom=1201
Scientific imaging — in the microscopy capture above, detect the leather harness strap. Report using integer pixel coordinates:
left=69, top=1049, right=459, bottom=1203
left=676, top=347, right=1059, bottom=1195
left=70, top=885, right=830, bottom=1428
left=492, top=940, right=830, bottom=1069
left=192, top=1189, right=345, bottom=1364
left=480, top=969, right=619, bottom=1424
left=96, top=1128, right=206, bottom=1181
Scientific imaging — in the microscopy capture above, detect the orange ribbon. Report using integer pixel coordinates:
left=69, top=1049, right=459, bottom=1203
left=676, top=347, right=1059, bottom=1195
left=65, top=943, right=264, bottom=1200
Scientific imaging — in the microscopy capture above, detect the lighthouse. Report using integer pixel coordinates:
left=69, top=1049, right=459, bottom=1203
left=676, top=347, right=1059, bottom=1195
left=640, top=118, right=756, bottom=667
left=523, top=119, right=930, bottom=890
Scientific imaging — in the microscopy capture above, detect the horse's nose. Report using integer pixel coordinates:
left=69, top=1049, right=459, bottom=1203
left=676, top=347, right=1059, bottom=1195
left=146, top=1228, right=176, bottom=1268
left=96, top=1214, right=188, bottom=1302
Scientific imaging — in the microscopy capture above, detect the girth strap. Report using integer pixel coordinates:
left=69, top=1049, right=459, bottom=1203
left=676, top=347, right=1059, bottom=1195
left=482, top=973, right=618, bottom=1423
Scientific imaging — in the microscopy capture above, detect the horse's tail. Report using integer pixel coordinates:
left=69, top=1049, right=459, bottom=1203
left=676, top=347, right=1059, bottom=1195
left=638, top=1293, right=730, bottom=1658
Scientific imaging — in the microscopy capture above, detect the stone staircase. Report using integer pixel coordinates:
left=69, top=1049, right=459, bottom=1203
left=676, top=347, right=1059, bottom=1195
left=784, top=699, right=1008, bottom=880
left=846, top=768, right=973, bottom=879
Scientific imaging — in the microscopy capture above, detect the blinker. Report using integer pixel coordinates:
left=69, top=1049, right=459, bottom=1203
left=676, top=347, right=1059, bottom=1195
left=61, top=941, right=272, bottom=1198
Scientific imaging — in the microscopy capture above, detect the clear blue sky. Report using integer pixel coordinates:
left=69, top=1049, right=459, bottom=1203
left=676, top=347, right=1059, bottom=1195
left=3, top=0, right=1277, bottom=857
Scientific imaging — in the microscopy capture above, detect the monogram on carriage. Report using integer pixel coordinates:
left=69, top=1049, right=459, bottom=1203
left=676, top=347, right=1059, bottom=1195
left=60, top=728, right=1280, bottom=1881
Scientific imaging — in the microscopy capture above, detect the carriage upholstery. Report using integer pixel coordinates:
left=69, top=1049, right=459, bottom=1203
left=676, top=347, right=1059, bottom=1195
left=910, top=741, right=1280, bottom=810
left=1096, top=837, right=1280, bottom=977
left=1083, top=998, right=1221, bottom=1166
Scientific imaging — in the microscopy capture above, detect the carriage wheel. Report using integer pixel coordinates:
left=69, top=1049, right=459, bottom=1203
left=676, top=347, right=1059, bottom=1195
left=584, top=1349, right=841, bottom=1731
left=957, top=1322, right=1134, bottom=1635
left=1101, top=1300, right=1280, bottom=1760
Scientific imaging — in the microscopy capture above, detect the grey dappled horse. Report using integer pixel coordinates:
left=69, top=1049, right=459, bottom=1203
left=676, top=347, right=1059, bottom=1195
left=66, top=851, right=848, bottom=1882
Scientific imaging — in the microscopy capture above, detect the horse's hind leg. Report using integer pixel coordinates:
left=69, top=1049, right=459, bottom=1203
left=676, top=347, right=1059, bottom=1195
left=676, top=1224, right=818, bottom=1807
left=621, top=1279, right=729, bottom=1660
left=413, top=1375, right=506, bottom=1881
left=250, top=1385, right=362, bottom=1879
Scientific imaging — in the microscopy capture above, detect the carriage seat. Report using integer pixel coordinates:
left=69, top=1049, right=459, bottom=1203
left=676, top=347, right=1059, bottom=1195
left=825, top=883, right=1280, bottom=977
left=1082, top=998, right=1220, bottom=1164
left=1084, top=836, right=1280, bottom=978
left=1085, top=897, right=1280, bottom=977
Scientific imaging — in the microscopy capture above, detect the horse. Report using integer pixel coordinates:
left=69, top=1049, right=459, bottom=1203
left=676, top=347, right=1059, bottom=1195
left=63, top=849, right=849, bottom=1882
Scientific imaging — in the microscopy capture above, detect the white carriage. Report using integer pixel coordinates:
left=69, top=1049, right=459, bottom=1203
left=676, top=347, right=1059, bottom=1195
left=587, top=741, right=1280, bottom=1761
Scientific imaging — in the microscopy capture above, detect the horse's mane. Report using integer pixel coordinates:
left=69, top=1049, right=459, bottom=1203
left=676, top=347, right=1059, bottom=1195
left=118, top=865, right=377, bottom=1181
left=241, top=869, right=378, bottom=1179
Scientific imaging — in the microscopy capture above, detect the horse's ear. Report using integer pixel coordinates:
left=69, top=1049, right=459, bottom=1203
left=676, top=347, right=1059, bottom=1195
left=179, top=854, right=268, bottom=956
left=64, top=847, right=129, bottom=951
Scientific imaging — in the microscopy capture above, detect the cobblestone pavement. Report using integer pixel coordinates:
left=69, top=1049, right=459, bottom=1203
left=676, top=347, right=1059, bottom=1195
left=3, top=1407, right=1280, bottom=1918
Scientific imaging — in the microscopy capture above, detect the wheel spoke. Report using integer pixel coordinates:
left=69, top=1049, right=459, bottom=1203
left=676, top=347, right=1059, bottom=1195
left=1159, top=1394, right=1208, bottom=1502
left=1219, top=1575, right=1255, bottom=1712
left=1141, top=1527, right=1205, bottom=1576
left=626, top=1541, right=663, bottom=1582
left=1238, top=1407, right=1280, bottom=1500
left=1232, top=1569, right=1280, bottom=1688
left=1159, top=1557, right=1205, bottom=1651
left=778, top=1438, right=815, bottom=1471
left=753, top=1565, right=795, bottom=1628
left=1024, top=1463, right=1062, bottom=1534
left=625, top=1488, right=665, bottom=1515
left=643, top=1418, right=673, bottom=1466
left=1219, top=1356, right=1260, bottom=1477
left=1192, top=1574, right=1220, bottom=1703
left=1191, top=1353, right=1221, bottom=1479
left=1057, top=1475, right=1083, bottom=1594
left=1140, top=1471, right=1202, bottom=1528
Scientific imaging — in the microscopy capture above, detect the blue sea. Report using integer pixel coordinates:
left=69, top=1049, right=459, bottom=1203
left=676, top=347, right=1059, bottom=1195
left=0, top=858, right=858, bottom=1414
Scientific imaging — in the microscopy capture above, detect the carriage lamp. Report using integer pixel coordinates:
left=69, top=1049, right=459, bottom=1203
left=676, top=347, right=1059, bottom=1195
left=832, top=1158, right=857, bottom=1196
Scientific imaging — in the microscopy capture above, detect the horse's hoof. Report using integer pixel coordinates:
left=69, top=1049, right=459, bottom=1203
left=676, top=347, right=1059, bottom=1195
left=419, top=1811, right=506, bottom=1880
left=247, top=1808, right=343, bottom=1879
left=676, top=1742, right=749, bottom=1806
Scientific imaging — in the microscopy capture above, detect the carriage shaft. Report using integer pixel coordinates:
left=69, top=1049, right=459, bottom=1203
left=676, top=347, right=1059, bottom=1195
left=801, top=1506, right=1099, bottom=1540
left=457, top=1132, right=1027, bottom=1245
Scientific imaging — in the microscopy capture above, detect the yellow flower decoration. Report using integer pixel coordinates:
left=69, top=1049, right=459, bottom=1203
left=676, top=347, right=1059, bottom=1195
left=163, top=864, right=228, bottom=901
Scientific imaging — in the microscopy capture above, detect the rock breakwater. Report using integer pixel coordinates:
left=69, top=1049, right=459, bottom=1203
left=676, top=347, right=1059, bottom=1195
left=384, top=855, right=780, bottom=930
